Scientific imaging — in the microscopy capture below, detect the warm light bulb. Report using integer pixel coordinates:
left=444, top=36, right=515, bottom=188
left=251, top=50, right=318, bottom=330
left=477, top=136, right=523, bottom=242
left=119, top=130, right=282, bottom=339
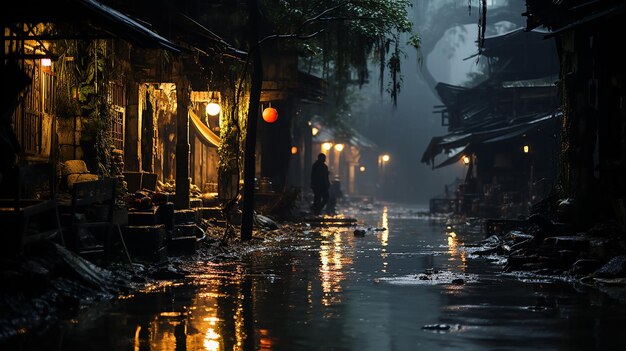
left=41, top=58, right=52, bottom=67
left=291, top=146, right=298, bottom=154
left=312, top=127, right=319, bottom=136
left=523, top=145, right=530, bottom=154
left=322, top=142, right=333, bottom=151
left=334, top=143, right=344, bottom=152
left=462, top=155, right=470, bottom=165
left=382, top=154, right=390, bottom=162
left=206, top=102, right=221, bottom=116
left=359, top=166, right=365, bottom=172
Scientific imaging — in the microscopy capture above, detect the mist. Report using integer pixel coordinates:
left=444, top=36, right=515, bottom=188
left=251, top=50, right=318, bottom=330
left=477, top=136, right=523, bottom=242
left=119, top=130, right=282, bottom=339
left=348, top=0, right=525, bottom=206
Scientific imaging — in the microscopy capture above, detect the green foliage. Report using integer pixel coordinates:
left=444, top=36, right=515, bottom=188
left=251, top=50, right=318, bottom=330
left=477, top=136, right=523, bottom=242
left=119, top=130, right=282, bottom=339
left=217, top=71, right=250, bottom=176
left=54, top=39, right=113, bottom=176
left=261, top=0, right=419, bottom=110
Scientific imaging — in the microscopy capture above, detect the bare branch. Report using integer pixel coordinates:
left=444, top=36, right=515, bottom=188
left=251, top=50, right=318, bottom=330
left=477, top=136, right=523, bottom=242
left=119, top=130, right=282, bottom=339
left=259, top=29, right=325, bottom=45
left=297, top=1, right=352, bottom=32
left=257, top=1, right=352, bottom=46
left=317, top=16, right=377, bottom=21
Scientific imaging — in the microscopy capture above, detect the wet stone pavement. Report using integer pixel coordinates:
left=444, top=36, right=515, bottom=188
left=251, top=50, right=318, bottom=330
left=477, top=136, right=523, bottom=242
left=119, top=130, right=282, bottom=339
left=6, top=203, right=626, bottom=350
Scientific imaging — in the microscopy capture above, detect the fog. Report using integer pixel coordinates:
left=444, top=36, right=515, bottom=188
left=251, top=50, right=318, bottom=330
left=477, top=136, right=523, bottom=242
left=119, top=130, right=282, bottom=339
left=350, top=0, right=524, bottom=206
left=352, top=10, right=469, bottom=205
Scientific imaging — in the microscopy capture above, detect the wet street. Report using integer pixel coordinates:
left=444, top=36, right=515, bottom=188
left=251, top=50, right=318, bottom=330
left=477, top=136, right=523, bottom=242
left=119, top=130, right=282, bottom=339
left=8, top=203, right=626, bottom=350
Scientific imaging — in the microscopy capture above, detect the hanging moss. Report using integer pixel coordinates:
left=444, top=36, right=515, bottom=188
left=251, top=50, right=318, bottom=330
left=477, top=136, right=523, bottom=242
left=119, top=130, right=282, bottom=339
left=261, top=0, right=420, bottom=114
left=215, top=61, right=251, bottom=199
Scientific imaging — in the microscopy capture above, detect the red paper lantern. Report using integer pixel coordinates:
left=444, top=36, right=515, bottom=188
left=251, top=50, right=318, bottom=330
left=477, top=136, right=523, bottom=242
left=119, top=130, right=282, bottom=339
left=262, top=107, right=278, bottom=123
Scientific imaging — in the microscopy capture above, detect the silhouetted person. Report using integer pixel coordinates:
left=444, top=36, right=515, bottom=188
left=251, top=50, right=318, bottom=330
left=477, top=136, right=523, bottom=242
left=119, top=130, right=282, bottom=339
left=310, top=153, right=330, bottom=216
left=327, top=177, right=343, bottom=215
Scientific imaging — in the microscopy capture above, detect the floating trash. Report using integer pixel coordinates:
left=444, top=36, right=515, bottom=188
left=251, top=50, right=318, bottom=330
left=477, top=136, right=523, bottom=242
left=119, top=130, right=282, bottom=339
left=377, top=270, right=478, bottom=285
left=421, top=324, right=463, bottom=333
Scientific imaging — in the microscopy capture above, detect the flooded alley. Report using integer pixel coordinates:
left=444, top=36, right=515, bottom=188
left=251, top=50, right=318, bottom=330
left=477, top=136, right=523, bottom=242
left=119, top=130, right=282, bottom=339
left=4, top=1, right=626, bottom=350
left=6, top=204, right=626, bottom=351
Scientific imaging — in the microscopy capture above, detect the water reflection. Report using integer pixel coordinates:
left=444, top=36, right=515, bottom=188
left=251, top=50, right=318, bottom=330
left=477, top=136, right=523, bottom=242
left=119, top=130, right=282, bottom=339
left=124, top=268, right=259, bottom=351
left=10, top=204, right=626, bottom=351
left=318, top=228, right=353, bottom=306
left=380, top=206, right=389, bottom=272
left=446, top=229, right=467, bottom=271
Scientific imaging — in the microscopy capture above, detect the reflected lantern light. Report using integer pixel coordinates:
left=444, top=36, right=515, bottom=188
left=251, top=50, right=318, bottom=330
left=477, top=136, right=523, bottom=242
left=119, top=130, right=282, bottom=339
left=262, top=107, right=278, bottom=123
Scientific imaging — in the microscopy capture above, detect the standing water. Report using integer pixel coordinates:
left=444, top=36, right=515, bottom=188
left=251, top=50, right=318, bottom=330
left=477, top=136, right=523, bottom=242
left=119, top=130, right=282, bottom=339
left=7, top=203, right=626, bottom=350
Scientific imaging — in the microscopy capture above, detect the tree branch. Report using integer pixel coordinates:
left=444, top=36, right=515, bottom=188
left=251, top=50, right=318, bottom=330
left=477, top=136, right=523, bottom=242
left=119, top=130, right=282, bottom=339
left=258, top=29, right=325, bottom=45
left=258, top=1, right=353, bottom=46
left=297, top=1, right=352, bottom=32
left=317, top=16, right=377, bottom=21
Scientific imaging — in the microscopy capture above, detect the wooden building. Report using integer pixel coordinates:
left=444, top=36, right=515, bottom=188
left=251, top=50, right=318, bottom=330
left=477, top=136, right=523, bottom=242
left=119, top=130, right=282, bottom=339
left=523, top=0, right=626, bottom=226
left=422, top=27, right=561, bottom=218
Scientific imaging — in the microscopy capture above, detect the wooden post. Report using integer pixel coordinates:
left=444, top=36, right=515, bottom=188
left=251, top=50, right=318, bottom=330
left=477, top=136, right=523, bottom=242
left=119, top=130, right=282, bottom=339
left=175, top=75, right=191, bottom=209
left=241, top=0, right=262, bottom=241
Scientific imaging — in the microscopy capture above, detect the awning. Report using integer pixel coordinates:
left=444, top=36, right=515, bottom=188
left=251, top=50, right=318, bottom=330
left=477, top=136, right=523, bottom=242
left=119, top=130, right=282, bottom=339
left=2, top=0, right=183, bottom=53
left=434, top=145, right=469, bottom=169
left=422, top=111, right=561, bottom=168
left=502, top=75, right=559, bottom=88
left=546, top=2, right=626, bottom=37
left=77, top=0, right=184, bottom=52
left=189, top=109, right=220, bottom=147
left=313, top=120, right=377, bottom=150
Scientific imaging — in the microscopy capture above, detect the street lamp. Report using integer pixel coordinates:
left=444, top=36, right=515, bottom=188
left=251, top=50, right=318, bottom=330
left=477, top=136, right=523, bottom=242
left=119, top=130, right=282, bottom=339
left=379, top=154, right=390, bottom=198
left=322, top=142, right=333, bottom=152
left=334, top=143, right=344, bottom=152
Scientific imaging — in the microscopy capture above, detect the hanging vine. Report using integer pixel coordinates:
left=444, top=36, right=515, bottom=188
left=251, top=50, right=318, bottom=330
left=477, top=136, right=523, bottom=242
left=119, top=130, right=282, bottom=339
left=263, top=0, right=419, bottom=114
left=468, top=0, right=488, bottom=49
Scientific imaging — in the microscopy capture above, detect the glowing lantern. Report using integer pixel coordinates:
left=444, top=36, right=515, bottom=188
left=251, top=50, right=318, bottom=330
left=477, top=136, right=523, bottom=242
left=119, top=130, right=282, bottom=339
left=462, top=155, right=470, bottom=165
left=334, top=143, right=344, bottom=152
left=312, top=127, right=319, bottom=136
left=262, top=107, right=278, bottom=123
left=291, top=146, right=298, bottom=154
left=206, top=102, right=221, bottom=116
left=523, top=145, right=530, bottom=154
left=381, top=154, right=390, bottom=162
left=322, top=142, right=333, bottom=151
left=359, top=166, right=365, bottom=172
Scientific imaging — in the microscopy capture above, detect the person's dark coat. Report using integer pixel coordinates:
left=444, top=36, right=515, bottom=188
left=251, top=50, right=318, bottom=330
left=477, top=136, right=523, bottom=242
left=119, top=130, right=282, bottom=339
left=311, top=159, right=330, bottom=191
